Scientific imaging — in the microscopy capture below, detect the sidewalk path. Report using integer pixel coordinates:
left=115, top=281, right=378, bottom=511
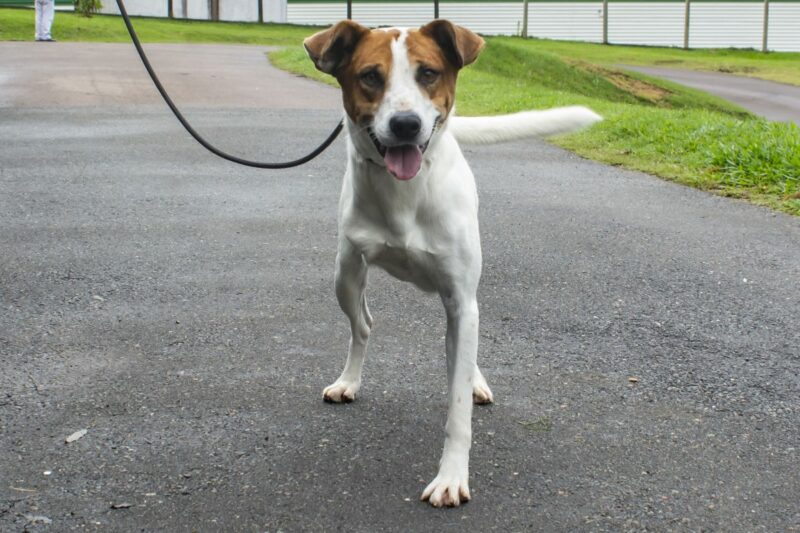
left=624, top=65, right=800, bottom=124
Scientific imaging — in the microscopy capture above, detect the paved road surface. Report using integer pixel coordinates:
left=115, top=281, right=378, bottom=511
left=2, top=43, right=799, bottom=532
left=625, top=65, right=800, bottom=124
left=0, top=41, right=340, bottom=109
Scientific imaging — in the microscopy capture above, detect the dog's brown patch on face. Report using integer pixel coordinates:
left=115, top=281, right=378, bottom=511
left=306, top=21, right=484, bottom=128
left=405, top=30, right=458, bottom=121
left=337, top=30, right=399, bottom=126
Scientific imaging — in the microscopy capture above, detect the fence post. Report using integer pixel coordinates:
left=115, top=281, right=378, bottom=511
left=257, top=0, right=263, bottom=23
left=168, top=0, right=174, bottom=18
left=434, top=0, right=439, bottom=19
left=521, top=0, right=528, bottom=38
left=602, top=0, right=608, bottom=44
left=683, top=0, right=690, bottom=49
left=346, top=0, right=352, bottom=19
left=762, top=0, right=769, bottom=52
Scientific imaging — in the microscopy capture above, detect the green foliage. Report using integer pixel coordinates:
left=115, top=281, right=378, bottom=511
left=470, top=42, right=640, bottom=105
left=709, top=121, right=800, bottom=194
left=273, top=40, right=798, bottom=215
left=492, top=35, right=800, bottom=87
left=0, top=7, right=318, bottom=44
left=73, top=0, right=101, bottom=17
left=270, top=45, right=339, bottom=87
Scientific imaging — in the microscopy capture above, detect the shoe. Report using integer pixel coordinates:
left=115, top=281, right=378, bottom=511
left=44, top=38, right=56, bottom=42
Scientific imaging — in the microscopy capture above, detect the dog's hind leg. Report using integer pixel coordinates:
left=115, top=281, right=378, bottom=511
left=323, top=242, right=371, bottom=403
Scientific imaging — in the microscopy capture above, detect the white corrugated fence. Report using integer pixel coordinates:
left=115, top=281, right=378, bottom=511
left=99, top=1, right=800, bottom=52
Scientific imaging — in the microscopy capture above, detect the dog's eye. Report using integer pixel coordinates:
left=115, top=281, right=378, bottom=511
left=417, top=67, right=440, bottom=86
left=359, top=70, right=383, bottom=89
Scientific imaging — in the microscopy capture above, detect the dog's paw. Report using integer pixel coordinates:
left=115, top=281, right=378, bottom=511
left=472, top=373, right=494, bottom=405
left=322, top=380, right=360, bottom=403
left=421, top=473, right=471, bottom=508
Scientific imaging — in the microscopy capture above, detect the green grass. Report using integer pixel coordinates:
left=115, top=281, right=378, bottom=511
left=493, top=37, right=800, bottom=87
left=559, top=108, right=799, bottom=211
left=3, top=7, right=798, bottom=214
left=0, top=7, right=318, bottom=44
left=272, top=41, right=799, bottom=215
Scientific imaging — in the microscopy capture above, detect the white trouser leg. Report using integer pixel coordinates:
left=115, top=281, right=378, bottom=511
left=40, top=0, right=54, bottom=40
left=35, top=0, right=44, bottom=40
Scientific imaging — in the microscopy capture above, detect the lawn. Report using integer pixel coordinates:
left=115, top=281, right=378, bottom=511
left=495, top=37, right=800, bottom=87
left=272, top=40, right=800, bottom=215
left=0, top=6, right=317, bottom=45
left=3, top=7, right=798, bottom=215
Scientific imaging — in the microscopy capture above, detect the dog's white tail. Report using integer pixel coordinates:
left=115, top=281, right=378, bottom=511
left=449, top=105, right=602, bottom=144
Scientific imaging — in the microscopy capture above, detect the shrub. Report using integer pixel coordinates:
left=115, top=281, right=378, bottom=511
left=74, top=0, right=102, bottom=17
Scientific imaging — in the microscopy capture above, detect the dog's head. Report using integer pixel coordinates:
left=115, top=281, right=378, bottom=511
left=304, top=20, right=484, bottom=180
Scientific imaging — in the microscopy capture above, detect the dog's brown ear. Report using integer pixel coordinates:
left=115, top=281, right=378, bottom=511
left=304, top=20, right=370, bottom=76
left=420, top=19, right=484, bottom=69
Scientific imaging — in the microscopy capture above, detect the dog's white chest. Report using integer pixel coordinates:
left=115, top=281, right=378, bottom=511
left=339, top=132, right=479, bottom=294
left=350, top=224, right=439, bottom=292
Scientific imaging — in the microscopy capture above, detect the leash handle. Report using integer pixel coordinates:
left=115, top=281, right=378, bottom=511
left=115, top=0, right=343, bottom=169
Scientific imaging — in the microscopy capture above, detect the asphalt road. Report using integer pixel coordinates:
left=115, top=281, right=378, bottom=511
left=2, top=43, right=799, bottom=532
left=624, top=65, right=800, bottom=124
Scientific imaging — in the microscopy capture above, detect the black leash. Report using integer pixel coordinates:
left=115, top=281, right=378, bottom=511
left=115, top=0, right=343, bottom=169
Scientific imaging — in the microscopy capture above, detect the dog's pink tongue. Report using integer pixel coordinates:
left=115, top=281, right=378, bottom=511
left=384, top=145, right=422, bottom=181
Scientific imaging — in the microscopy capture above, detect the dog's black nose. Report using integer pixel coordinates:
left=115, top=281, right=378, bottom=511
left=389, top=112, right=422, bottom=141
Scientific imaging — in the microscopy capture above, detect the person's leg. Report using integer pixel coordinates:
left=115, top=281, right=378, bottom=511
left=42, top=0, right=55, bottom=40
left=34, top=0, right=44, bottom=40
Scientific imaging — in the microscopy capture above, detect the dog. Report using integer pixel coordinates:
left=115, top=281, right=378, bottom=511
left=303, top=19, right=601, bottom=507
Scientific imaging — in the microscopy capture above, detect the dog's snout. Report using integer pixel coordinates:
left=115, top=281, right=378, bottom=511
left=389, top=112, right=422, bottom=141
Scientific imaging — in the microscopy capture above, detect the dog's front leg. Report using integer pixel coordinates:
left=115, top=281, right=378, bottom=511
left=421, top=291, right=478, bottom=507
left=323, top=240, right=373, bottom=403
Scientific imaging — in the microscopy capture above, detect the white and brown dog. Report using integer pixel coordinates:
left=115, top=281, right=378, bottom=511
left=304, top=20, right=601, bottom=507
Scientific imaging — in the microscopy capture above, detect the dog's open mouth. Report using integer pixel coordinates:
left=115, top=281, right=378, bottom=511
left=369, top=129, right=429, bottom=181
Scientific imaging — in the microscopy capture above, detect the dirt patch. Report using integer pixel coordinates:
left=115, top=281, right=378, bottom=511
left=579, top=62, right=671, bottom=104
left=717, top=65, right=757, bottom=75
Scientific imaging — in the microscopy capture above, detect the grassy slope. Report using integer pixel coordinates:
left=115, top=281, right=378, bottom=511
left=272, top=41, right=799, bottom=215
left=495, top=37, right=800, bottom=87
left=3, top=8, right=798, bottom=214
